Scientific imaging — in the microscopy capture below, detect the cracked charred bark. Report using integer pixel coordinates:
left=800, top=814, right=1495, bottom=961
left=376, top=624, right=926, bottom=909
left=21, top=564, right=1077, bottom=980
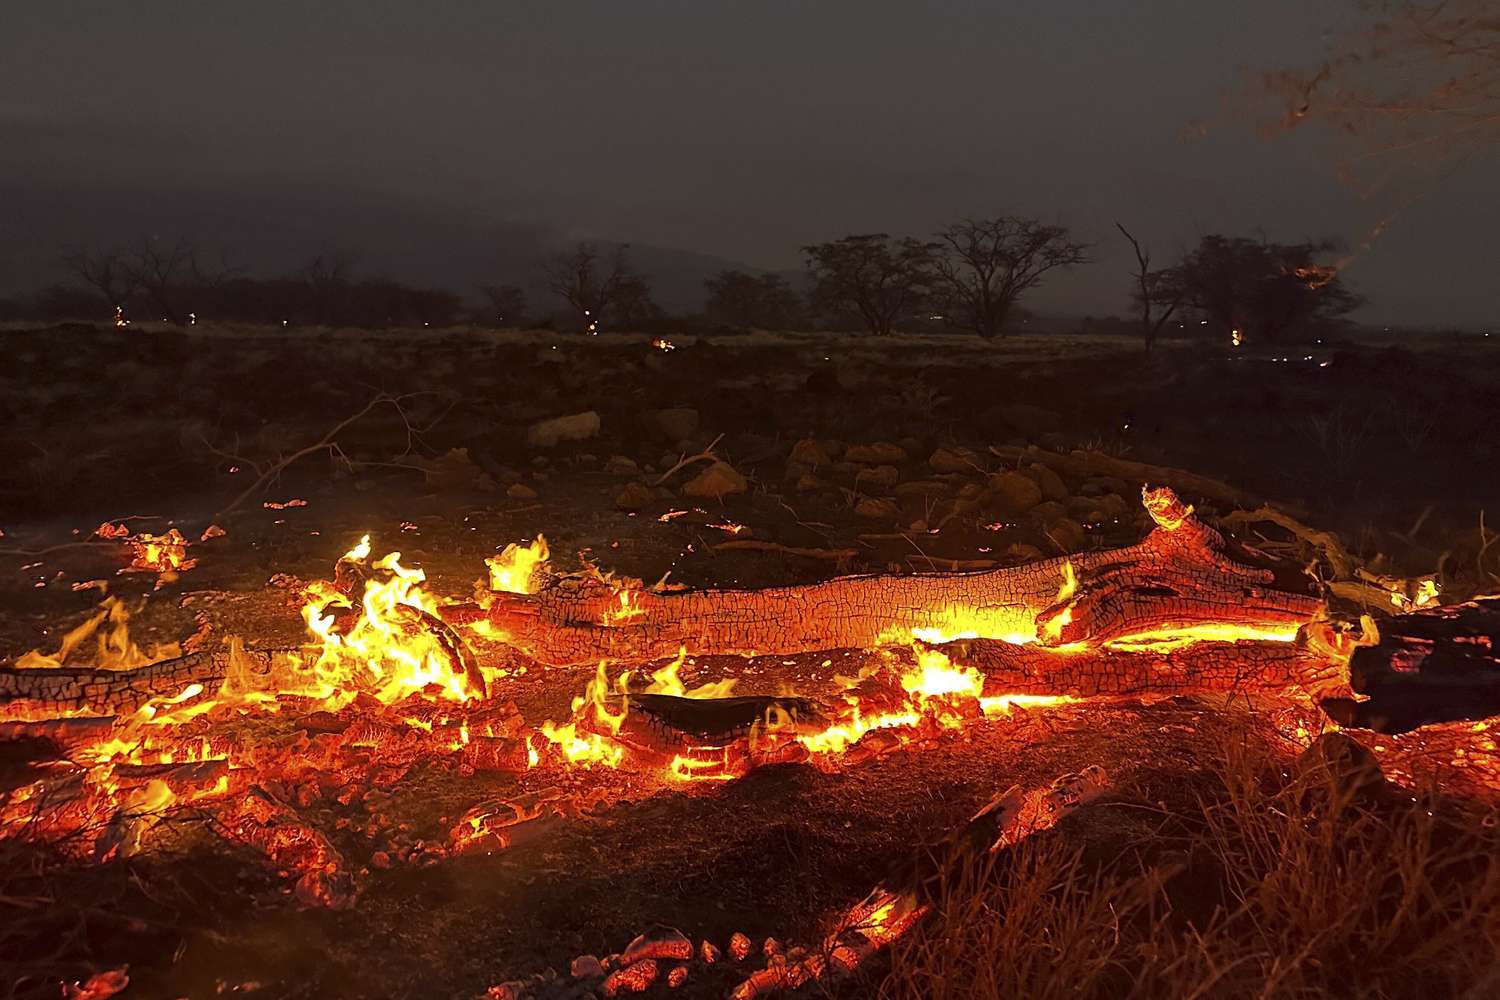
left=452, top=488, right=1325, bottom=667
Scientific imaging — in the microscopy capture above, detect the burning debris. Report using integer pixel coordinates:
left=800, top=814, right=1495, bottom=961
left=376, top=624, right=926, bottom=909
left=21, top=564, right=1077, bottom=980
left=4, top=484, right=1499, bottom=998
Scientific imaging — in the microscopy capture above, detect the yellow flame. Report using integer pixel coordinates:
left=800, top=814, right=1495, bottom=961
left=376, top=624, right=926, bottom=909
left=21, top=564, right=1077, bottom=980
left=486, top=536, right=549, bottom=594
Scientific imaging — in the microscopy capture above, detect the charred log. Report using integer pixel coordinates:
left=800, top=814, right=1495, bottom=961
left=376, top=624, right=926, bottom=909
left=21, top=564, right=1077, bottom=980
left=456, top=488, right=1323, bottom=667
left=0, top=648, right=274, bottom=719
left=939, top=634, right=1347, bottom=700
left=1328, top=597, right=1500, bottom=733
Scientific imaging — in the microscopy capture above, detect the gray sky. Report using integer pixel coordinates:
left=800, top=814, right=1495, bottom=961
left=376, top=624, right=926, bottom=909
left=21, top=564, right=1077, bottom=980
left=3, top=0, right=1495, bottom=326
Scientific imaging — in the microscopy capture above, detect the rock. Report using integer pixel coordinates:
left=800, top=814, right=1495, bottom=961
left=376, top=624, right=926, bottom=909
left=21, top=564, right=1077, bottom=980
left=789, top=438, right=832, bottom=468
left=988, top=471, right=1044, bottom=515
left=527, top=411, right=600, bottom=448
left=1097, top=492, right=1130, bottom=518
left=783, top=460, right=811, bottom=482
left=1038, top=431, right=1070, bottom=451
left=1025, top=463, right=1069, bottom=502
left=506, top=483, right=538, bottom=501
left=667, top=965, right=688, bottom=988
left=602, top=959, right=658, bottom=996
left=699, top=940, right=721, bottom=964
left=854, top=498, right=901, bottom=521
left=846, top=441, right=908, bottom=464
left=908, top=519, right=930, bottom=533
left=929, top=446, right=983, bottom=474
left=622, top=927, right=692, bottom=963
left=1029, top=500, right=1068, bottom=524
left=1005, top=542, right=1044, bottom=561
left=893, top=480, right=949, bottom=499
left=572, top=955, right=605, bottom=979
left=614, top=482, right=656, bottom=512
left=1043, top=517, right=1086, bottom=554
left=855, top=464, right=900, bottom=490
left=957, top=482, right=984, bottom=501
left=729, top=932, right=752, bottom=961
left=763, top=938, right=783, bottom=958
left=1291, top=732, right=1385, bottom=797
left=411, top=447, right=493, bottom=492
left=681, top=461, right=748, bottom=499
left=998, top=402, right=1061, bottom=436
left=604, top=455, right=639, bottom=476
left=794, top=473, right=825, bottom=493
left=653, top=408, right=699, bottom=441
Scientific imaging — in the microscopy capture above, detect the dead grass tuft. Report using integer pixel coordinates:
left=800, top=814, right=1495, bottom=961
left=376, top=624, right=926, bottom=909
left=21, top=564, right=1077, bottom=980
left=877, top=744, right=1500, bottom=999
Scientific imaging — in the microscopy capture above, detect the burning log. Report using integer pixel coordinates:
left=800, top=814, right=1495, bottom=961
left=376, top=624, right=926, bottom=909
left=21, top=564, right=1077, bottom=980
left=0, top=647, right=277, bottom=719
left=459, top=488, right=1322, bottom=667
left=1326, top=597, right=1500, bottom=732
left=938, top=633, right=1348, bottom=700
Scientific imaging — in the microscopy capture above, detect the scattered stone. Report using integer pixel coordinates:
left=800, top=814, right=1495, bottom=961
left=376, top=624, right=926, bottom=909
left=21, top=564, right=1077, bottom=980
left=1029, top=500, right=1068, bottom=524
left=794, top=473, right=825, bottom=493
left=783, top=460, right=811, bottom=482
left=485, top=981, right=526, bottom=1000
left=604, top=455, right=639, bottom=476
left=682, top=461, right=748, bottom=499
left=855, top=464, right=900, bottom=490
left=1006, top=542, right=1044, bottom=561
left=845, top=441, right=907, bottom=464
left=908, top=519, right=929, bottom=533
left=666, top=965, right=689, bottom=988
left=653, top=407, right=700, bottom=441
left=506, top=483, right=538, bottom=501
left=602, top=959, right=658, bottom=996
left=1043, top=518, right=1086, bottom=554
left=526, top=411, right=600, bottom=448
left=729, top=932, right=752, bottom=961
left=572, top=955, right=605, bottom=979
left=893, top=479, right=949, bottom=498
left=700, top=940, right=721, bottom=964
left=998, top=402, right=1061, bottom=436
left=789, top=438, right=832, bottom=468
left=957, top=482, right=984, bottom=500
left=1097, top=493, right=1130, bottom=519
left=988, top=471, right=1044, bottom=515
left=854, top=498, right=901, bottom=521
left=929, top=446, right=982, bottom=474
left=614, top=482, right=656, bottom=512
left=1292, top=732, right=1385, bottom=797
left=411, top=447, right=493, bottom=492
left=622, top=927, right=692, bottom=964
left=1025, top=463, right=1069, bottom=502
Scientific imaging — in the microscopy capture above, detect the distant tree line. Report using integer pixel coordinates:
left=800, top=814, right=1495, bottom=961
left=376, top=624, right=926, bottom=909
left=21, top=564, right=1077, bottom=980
left=0, top=218, right=1362, bottom=347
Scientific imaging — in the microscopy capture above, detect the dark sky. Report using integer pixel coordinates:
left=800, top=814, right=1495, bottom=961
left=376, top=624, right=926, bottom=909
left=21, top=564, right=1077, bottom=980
left=4, top=1, right=1495, bottom=326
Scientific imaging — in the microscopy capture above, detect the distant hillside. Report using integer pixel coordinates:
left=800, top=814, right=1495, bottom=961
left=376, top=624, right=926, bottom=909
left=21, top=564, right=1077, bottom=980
left=0, top=175, right=773, bottom=315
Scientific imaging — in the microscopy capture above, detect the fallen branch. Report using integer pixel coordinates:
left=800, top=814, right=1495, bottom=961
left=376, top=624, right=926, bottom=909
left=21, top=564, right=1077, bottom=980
left=989, top=445, right=1272, bottom=513
left=653, top=434, right=724, bottom=486
left=711, top=539, right=859, bottom=562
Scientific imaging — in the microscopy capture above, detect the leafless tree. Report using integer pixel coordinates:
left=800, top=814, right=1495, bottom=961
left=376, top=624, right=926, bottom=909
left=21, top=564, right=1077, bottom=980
left=932, top=217, right=1089, bottom=338
left=299, top=253, right=355, bottom=325
left=479, top=284, right=527, bottom=327
left=1261, top=1, right=1500, bottom=189
left=60, top=248, right=139, bottom=318
left=803, top=233, right=938, bottom=336
left=1115, top=223, right=1184, bottom=353
left=542, top=242, right=635, bottom=332
left=121, top=238, right=213, bottom=325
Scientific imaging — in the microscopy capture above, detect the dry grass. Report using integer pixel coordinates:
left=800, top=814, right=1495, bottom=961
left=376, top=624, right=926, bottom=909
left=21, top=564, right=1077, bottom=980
left=877, top=743, right=1500, bottom=1000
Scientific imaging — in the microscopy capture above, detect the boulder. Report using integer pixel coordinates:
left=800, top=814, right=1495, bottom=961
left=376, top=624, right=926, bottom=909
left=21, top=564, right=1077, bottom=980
left=929, top=446, right=983, bottom=474
left=845, top=441, right=908, bottom=464
left=987, top=471, right=1044, bottom=515
left=1043, top=517, right=1086, bottom=554
left=614, top=482, right=656, bottom=512
left=604, top=455, right=639, bottom=476
left=1025, top=462, right=1069, bottom=502
left=506, top=483, right=538, bottom=501
left=854, top=498, right=901, bottom=521
left=789, top=438, right=833, bottom=468
left=855, top=464, right=900, bottom=490
left=681, top=462, right=748, bottom=499
left=526, top=411, right=600, bottom=448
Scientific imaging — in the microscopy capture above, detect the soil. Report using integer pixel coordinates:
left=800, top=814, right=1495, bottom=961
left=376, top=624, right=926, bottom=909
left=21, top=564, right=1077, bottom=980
left=2, top=323, right=1498, bottom=999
